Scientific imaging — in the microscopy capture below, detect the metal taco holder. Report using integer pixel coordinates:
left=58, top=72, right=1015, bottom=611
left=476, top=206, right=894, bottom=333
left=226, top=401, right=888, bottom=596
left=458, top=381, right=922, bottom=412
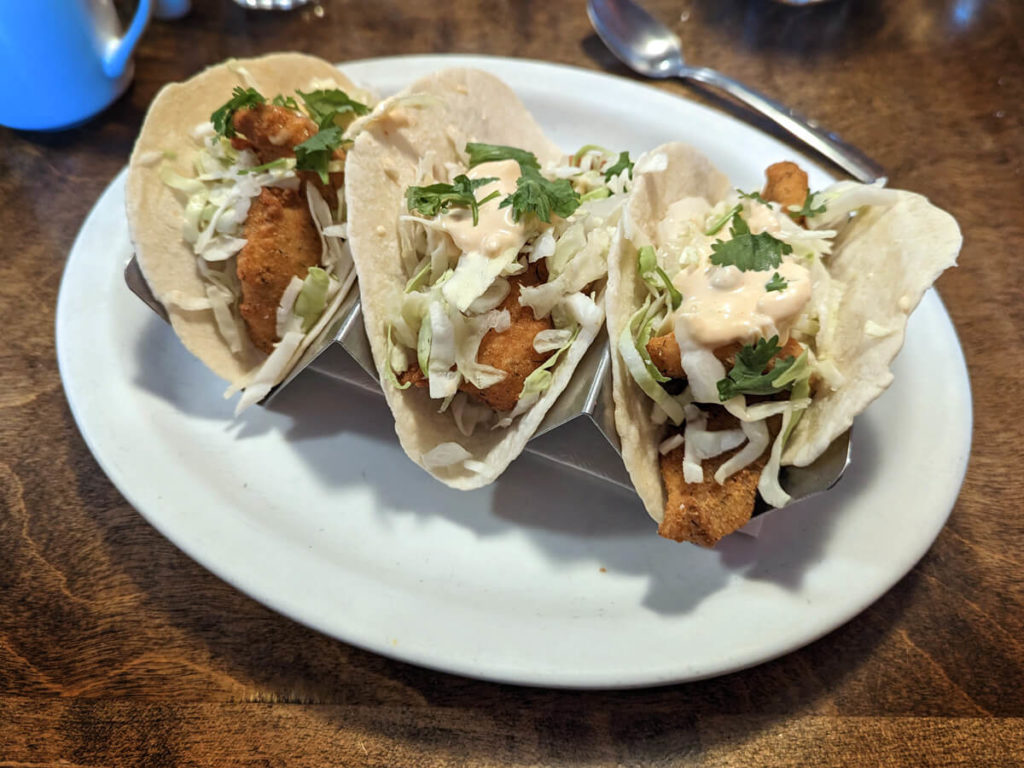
left=125, top=257, right=851, bottom=520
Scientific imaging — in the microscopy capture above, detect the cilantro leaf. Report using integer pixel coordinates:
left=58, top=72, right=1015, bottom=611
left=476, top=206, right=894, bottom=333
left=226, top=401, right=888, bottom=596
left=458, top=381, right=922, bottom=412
left=603, top=151, right=634, bottom=182
left=789, top=189, right=826, bottom=219
left=406, top=175, right=500, bottom=225
left=704, top=203, right=742, bottom=236
left=716, top=336, right=799, bottom=401
left=499, top=166, right=580, bottom=223
left=271, top=94, right=299, bottom=111
left=210, top=87, right=266, bottom=137
left=465, top=143, right=540, bottom=170
left=765, top=272, right=787, bottom=292
left=297, top=88, right=369, bottom=129
left=738, top=189, right=767, bottom=204
left=709, top=214, right=793, bottom=272
left=294, top=125, right=345, bottom=184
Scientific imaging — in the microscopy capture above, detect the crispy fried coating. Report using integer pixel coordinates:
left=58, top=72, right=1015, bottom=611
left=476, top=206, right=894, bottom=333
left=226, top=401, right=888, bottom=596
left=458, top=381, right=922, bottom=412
left=657, top=409, right=770, bottom=546
left=236, top=187, right=322, bottom=354
left=232, top=104, right=317, bottom=162
left=459, top=265, right=554, bottom=412
left=762, top=161, right=809, bottom=218
left=398, top=365, right=427, bottom=389
left=646, top=334, right=804, bottom=380
left=231, top=103, right=345, bottom=207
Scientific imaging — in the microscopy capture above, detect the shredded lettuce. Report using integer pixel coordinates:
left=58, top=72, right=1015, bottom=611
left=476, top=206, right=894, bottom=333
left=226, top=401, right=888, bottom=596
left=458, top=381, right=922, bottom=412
left=383, top=324, right=412, bottom=390
left=293, top=266, right=330, bottom=332
left=520, top=325, right=579, bottom=398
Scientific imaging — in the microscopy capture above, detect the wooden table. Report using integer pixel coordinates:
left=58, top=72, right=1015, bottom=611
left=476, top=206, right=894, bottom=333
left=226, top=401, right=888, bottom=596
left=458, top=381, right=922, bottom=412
left=2, top=0, right=1021, bottom=764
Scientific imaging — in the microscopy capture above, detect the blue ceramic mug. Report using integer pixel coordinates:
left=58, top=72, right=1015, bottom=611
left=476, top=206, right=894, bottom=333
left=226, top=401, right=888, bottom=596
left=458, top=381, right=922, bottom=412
left=0, top=0, right=152, bottom=130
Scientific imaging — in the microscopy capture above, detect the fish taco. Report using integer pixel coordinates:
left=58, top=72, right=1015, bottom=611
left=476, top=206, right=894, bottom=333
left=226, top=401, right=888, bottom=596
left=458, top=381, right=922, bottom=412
left=606, top=142, right=961, bottom=545
left=346, top=69, right=636, bottom=488
left=127, top=53, right=374, bottom=412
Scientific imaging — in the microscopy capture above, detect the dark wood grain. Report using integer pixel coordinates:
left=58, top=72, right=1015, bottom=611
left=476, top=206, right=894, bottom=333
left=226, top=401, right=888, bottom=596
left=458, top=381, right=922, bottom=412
left=2, top=0, right=1022, bottom=765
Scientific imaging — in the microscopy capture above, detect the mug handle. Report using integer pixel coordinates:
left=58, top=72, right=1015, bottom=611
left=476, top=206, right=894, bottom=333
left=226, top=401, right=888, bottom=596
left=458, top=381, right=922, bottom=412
left=103, top=0, right=154, bottom=79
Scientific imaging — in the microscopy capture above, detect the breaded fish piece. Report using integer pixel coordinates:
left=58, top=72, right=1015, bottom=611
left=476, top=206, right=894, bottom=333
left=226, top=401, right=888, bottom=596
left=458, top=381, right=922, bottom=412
left=763, top=161, right=809, bottom=218
left=232, top=104, right=345, bottom=207
left=657, top=410, right=769, bottom=546
left=459, top=266, right=554, bottom=412
left=233, top=103, right=317, bottom=162
left=646, top=334, right=804, bottom=380
left=236, top=186, right=322, bottom=354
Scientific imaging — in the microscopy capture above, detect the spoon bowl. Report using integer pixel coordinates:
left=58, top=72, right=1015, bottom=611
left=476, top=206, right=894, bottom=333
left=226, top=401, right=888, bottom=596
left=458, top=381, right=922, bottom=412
left=587, top=0, right=885, bottom=182
left=588, top=0, right=685, bottom=78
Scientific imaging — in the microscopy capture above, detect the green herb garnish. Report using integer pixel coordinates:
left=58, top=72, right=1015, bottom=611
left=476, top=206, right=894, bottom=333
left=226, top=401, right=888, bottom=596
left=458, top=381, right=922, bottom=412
left=406, top=175, right=500, bottom=225
left=603, top=151, right=634, bottom=182
left=765, top=272, right=788, bottom=292
left=211, top=87, right=266, bottom=137
left=500, top=166, right=580, bottom=223
left=704, top=203, right=743, bottom=236
left=465, top=143, right=541, bottom=170
left=789, top=189, right=826, bottom=219
left=294, top=125, right=344, bottom=184
left=716, top=336, right=800, bottom=401
left=271, top=94, right=299, bottom=111
left=738, top=189, right=767, bottom=204
left=709, top=213, right=793, bottom=272
left=297, top=88, right=369, bottom=129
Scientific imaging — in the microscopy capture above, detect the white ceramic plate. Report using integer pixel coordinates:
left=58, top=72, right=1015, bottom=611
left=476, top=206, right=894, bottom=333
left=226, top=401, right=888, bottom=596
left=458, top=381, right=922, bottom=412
left=56, top=55, right=971, bottom=688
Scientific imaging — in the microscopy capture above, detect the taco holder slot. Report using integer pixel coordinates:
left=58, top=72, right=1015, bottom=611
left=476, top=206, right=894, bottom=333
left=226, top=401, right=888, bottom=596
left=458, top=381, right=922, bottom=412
left=125, top=256, right=851, bottom=516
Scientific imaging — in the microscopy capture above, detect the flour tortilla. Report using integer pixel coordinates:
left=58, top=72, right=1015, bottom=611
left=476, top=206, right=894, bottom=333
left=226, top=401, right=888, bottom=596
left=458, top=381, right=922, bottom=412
left=345, top=68, right=603, bottom=490
left=126, top=52, right=366, bottom=386
left=606, top=143, right=731, bottom=521
left=606, top=142, right=961, bottom=520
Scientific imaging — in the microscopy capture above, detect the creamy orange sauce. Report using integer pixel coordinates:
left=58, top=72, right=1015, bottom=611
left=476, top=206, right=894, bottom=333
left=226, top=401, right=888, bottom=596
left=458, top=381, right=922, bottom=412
left=673, top=260, right=811, bottom=347
left=659, top=199, right=812, bottom=348
left=441, top=159, right=527, bottom=257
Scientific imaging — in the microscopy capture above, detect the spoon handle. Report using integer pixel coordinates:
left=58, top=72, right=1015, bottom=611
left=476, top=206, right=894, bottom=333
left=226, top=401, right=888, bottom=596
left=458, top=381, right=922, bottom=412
left=682, top=66, right=884, bottom=183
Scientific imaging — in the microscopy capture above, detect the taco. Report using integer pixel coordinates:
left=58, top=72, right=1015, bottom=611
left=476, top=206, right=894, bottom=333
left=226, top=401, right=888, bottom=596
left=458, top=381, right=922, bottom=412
left=606, top=142, right=961, bottom=545
left=345, top=69, right=635, bottom=489
left=126, top=53, right=374, bottom=412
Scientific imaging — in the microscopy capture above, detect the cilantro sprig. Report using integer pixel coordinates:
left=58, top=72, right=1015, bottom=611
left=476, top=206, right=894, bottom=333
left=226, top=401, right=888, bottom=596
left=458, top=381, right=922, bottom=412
left=709, top=213, right=793, bottom=272
left=765, top=272, right=788, bottom=292
left=738, top=189, right=767, bottom=204
left=603, top=151, right=634, bottom=182
left=500, top=167, right=580, bottom=223
left=465, top=143, right=541, bottom=170
left=294, top=126, right=345, bottom=185
left=271, top=94, right=299, bottom=111
left=297, top=88, right=369, bottom=129
left=704, top=203, right=742, bottom=236
left=406, top=175, right=500, bottom=226
left=789, top=189, right=826, bottom=219
left=463, top=143, right=581, bottom=223
left=716, top=336, right=800, bottom=401
left=211, top=87, right=266, bottom=137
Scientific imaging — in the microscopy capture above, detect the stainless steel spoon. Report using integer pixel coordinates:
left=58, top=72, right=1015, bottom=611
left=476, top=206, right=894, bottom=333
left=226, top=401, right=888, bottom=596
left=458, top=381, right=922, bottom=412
left=587, top=0, right=885, bottom=182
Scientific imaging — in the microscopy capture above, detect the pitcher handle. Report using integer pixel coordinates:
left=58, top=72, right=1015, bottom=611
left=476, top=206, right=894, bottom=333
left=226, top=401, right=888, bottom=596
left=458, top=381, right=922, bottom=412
left=103, top=0, right=154, bottom=79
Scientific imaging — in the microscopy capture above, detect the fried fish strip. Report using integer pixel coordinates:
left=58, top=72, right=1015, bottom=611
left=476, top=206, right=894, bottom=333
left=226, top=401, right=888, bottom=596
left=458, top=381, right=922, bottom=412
left=657, top=410, right=769, bottom=546
left=459, top=264, right=554, bottom=412
left=645, top=334, right=804, bottom=381
left=763, top=161, right=810, bottom=219
left=236, top=186, right=322, bottom=354
left=232, top=103, right=345, bottom=207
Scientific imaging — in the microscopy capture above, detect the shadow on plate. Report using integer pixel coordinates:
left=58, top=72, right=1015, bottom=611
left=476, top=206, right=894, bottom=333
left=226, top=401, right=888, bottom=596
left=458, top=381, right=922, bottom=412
left=254, top=366, right=880, bottom=618
left=131, top=313, right=239, bottom=423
